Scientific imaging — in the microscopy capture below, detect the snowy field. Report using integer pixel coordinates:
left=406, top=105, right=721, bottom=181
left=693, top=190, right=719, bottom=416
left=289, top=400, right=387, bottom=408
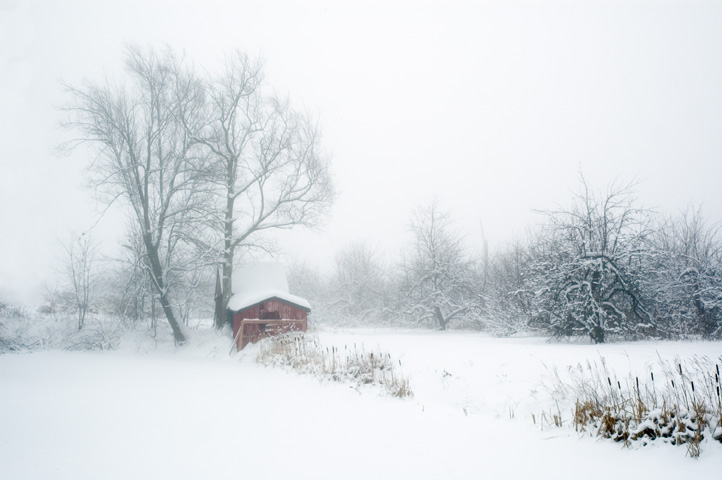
left=1, top=329, right=721, bottom=479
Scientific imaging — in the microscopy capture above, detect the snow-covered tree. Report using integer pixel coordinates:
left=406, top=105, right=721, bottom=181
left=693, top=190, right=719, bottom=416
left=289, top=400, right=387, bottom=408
left=326, top=242, right=390, bottom=322
left=286, top=260, right=326, bottom=308
left=398, top=200, right=479, bottom=330
left=483, top=240, right=536, bottom=335
left=528, top=178, right=656, bottom=343
left=648, top=208, right=722, bottom=338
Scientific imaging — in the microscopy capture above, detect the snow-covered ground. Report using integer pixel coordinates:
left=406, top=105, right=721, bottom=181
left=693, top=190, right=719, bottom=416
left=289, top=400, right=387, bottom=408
left=1, top=329, right=720, bottom=479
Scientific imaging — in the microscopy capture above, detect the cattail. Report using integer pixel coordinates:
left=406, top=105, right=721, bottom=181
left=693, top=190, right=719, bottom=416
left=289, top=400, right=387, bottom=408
left=651, top=372, right=654, bottom=382
left=691, top=381, right=695, bottom=393
left=636, top=377, right=639, bottom=390
left=618, top=381, right=621, bottom=390
left=608, top=377, right=612, bottom=386
left=671, top=379, right=676, bottom=389
left=678, top=363, right=683, bottom=376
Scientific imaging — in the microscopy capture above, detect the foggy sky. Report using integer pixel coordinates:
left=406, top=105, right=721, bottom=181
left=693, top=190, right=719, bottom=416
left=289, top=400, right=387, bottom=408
left=2, top=0, right=721, bottom=304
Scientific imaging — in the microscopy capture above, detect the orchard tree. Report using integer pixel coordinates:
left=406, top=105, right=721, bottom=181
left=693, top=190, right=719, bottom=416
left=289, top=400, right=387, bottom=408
left=327, top=241, right=389, bottom=322
left=286, top=259, right=326, bottom=312
left=649, top=208, right=722, bottom=338
left=529, top=178, right=656, bottom=343
left=399, top=200, right=478, bottom=330
left=483, top=240, right=536, bottom=335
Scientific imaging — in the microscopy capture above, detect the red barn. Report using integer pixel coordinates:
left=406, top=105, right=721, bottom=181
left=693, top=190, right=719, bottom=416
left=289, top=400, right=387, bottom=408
left=227, top=263, right=310, bottom=350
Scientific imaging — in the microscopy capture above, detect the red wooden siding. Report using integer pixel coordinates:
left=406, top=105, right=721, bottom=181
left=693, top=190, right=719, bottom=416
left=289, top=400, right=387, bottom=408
left=232, top=298, right=308, bottom=350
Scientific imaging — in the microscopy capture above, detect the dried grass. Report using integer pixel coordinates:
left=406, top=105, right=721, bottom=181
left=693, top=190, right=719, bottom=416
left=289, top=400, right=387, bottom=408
left=256, top=332, right=413, bottom=398
left=546, top=355, right=722, bottom=456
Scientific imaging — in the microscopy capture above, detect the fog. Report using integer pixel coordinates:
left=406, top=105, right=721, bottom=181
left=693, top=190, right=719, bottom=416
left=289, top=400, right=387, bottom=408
left=2, top=0, right=721, bottom=304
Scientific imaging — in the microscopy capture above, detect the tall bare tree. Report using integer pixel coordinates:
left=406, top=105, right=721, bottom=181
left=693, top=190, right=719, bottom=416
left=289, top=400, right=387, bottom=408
left=191, top=52, right=334, bottom=329
left=62, top=45, right=208, bottom=343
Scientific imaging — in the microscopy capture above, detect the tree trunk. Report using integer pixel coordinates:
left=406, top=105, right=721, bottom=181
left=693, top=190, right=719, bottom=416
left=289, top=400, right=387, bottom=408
left=219, top=257, right=233, bottom=330
left=151, top=292, right=156, bottom=337
left=144, top=234, right=186, bottom=344
left=158, top=288, right=185, bottom=343
left=435, top=306, right=447, bottom=331
left=214, top=266, right=224, bottom=329
left=217, top=191, right=235, bottom=330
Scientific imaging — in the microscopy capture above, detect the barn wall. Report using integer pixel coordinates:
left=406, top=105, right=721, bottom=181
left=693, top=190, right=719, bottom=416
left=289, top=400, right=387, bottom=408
left=232, top=298, right=308, bottom=350
left=263, top=299, right=307, bottom=320
left=233, top=299, right=307, bottom=323
left=232, top=304, right=260, bottom=340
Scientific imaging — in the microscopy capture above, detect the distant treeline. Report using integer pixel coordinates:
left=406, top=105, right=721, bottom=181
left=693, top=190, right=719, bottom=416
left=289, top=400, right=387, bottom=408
left=289, top=179, right=722, bottom=343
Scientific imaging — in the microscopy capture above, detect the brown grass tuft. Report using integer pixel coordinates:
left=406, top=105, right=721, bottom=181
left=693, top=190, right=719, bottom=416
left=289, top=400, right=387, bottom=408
left=256, top=332, right=413, bottom=398
left=542, top=355, right=722, bottom=456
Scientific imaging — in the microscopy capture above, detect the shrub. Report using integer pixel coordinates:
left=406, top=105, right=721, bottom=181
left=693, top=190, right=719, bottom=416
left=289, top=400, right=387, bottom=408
left=0, top=309, right=121, bottom=354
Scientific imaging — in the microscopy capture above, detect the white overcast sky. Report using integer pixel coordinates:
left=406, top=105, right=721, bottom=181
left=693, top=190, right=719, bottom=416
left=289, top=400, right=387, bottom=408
left=1, top=0, right=721, bottom=304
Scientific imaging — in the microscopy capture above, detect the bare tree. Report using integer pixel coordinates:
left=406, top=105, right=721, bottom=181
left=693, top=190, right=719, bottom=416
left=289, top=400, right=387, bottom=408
left=106, top=226, right=156, bottom=329
left=189, top=51, right=334, bottom=329
left=62, top=231, right=98, bottom=330
left=285, top=259, right=328, bottom=323
left=327, top=241, right=389, bottom=322
left=399, top=200, right=477, bottom=330
left=62, top=45, right=208, bottom=344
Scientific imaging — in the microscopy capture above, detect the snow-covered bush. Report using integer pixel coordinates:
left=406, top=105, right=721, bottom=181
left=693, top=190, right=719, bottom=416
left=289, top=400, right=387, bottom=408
left=0, top=311, right=122, bottom=354
left=0, top=299, right=29, bottom=352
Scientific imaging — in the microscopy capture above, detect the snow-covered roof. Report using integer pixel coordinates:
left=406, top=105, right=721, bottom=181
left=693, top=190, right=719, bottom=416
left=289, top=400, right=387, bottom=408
left=227, top=289, right=311, bottom=312
left=227, top=262, right=311, bottom=312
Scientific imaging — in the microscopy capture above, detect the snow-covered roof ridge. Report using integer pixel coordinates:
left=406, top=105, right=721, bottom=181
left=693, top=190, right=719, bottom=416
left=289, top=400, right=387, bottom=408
left=228, top=262, right=311, bottom=312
